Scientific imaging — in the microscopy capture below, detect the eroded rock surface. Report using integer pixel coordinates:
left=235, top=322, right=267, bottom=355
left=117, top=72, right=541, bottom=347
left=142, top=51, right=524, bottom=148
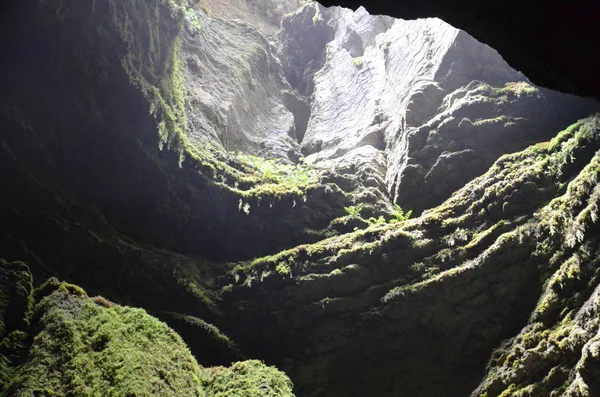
left=182, top=9, right=301, bottom=161
left=223, top=116, right=600, bottom=397
left=288, top=7, right=598, bottom=214
left=1, top=1, right=600, bottom=397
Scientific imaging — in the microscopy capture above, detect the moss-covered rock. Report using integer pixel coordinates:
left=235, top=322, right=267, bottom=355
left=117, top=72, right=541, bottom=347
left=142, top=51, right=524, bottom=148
left=6, top=288, right=204, bottom=396
left=1, top=277, right=295, bottom=397
left=200, top=360, right=294, bottom=397
left=0, top=260, right=33, bottom=339
left=0, top=260, right=35, bottom=391
left=220, top=116, right=600, bottom=397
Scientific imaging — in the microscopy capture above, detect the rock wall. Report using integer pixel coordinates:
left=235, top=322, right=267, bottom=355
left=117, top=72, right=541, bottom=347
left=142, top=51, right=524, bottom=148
left=182, top=9, right=301, bottom=161
left=1, top=0, right=600, bottom=396
left=222, top=116, right=600, bottom=397
left=291, top=6, right=597, bottom=214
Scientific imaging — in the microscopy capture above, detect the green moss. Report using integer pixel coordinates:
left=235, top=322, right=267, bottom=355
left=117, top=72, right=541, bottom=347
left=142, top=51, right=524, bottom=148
left=0, top=260, right=35, bottom=391
left=47, top=0, right=334, bottom=215
left=499, top=81, right=539, bottom=97
left=106, top=0, right=188, bottom=151
left=498, top=384, right=519, bottom=397
left=352, top=57, right=364, bottom=69
left=5, top=288, right=204, bottom=397
left=186, top=9, right=203, bottom=33
left=465, top=221, right=506, bottom=250
left=475, top=81, right=538, bottom=100
left=3, top=280, right=296, bottom=396
left=200, top=360, right=294, bottom=397
left=344, top=203, right=364, bottom=217
left=58, top=282, right=87, bottom=297
left=163, top=312, right=235, bottom=349
left=275, top=263, right=292, bottom=276
left=473, top=115, right=509, bottom=127
left=0, top=260, right=34, bottom=337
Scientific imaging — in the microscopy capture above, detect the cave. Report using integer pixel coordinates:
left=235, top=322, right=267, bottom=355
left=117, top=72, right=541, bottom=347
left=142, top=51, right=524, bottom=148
left=1, top=0, right=600, bottom=396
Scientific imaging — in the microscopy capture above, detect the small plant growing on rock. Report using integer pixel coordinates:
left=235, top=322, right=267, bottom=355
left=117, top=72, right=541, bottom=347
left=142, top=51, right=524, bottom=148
left=275, top=263, right=291, bottom=276
left=346, top=203, right=412, bottom=228
left=237, top=153, right=317, bottom=188
left=367, top=215, right=387, bottom=226
left=344, top=203, right=364, bottom=217
left=185, top=9, right=203, bottom=33
left=239, top=199, right=251, bottom=215
left=390, top=204, right=412, bottom=223
left=352, top=57, right=364, bottom=69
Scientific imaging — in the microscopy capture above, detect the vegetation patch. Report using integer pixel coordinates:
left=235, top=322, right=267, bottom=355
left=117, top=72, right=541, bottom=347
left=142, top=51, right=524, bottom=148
left=352, top=57, right=364, bottom=69
left=200, top=360, right=294, bottom=397
left=344, top=203, right=412, bottom=228
left=5, top=289, right=204, bottom=396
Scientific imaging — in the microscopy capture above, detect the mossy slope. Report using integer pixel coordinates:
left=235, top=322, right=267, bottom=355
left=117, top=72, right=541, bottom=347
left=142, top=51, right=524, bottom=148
left=5, top=288, right=204, bottom=397
left=221, top=116, right=600, bottom=397
left=0, top=260, right=34, bottom=389
left=0, top=265, right=294, bottom=397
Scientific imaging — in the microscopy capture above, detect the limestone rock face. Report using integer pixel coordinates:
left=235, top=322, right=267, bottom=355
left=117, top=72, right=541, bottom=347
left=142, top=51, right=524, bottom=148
left=279, top=7, right=598, bottom=214
left=182, top=10, right=300, bottom=161
left=279, top=3, right=334, bottom=97
left=181, top=2, right=597, bottom=214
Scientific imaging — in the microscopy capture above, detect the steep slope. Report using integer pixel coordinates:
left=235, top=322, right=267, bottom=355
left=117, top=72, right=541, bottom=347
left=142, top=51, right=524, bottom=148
left=0, top=262, right=294, bottom=396
left=221, top=116, right=600, bottom=397
left=182, top=8, right=301, bottom=160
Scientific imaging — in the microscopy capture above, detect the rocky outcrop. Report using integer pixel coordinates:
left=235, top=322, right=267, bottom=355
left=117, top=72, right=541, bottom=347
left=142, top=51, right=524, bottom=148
left=182, top=8, right=301, bottom=161
left=0, top=262, right=293, bottom=397
left=279, top=3, right=334, bottom=97
left=222, top=116, right=600, bottom=397
left=292, top=9, right=598, bottom=214
left=392, top=81, right=597, bottom=213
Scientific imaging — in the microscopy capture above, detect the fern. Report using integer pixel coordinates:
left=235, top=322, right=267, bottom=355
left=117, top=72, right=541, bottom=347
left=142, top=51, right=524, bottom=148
left=390, top=204, right=412, bottom=223
left=368, top=216, right=387, bottom=226
left=344, top=203, right=364, bottom=217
